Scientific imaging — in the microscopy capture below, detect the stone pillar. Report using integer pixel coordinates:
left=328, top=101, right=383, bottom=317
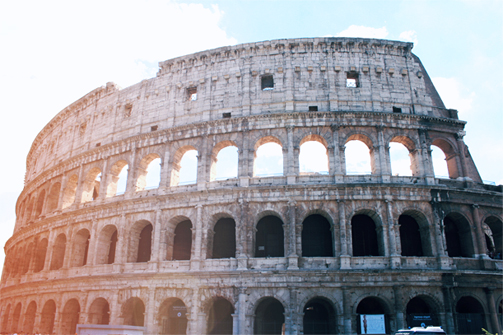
left=485, top=287, right=502, bottom=334
left=191, top=205, right=203, bottom=270
left=238, top=129, right=250, bottom=187
left=418, top=129, right=436, bottom=185
left=146, top=288, right=156, bottom=334
left=393, top=285, right=405, bottom=330
left=56, top=174, right=67, bottom=211
left=88, top=219, right=98, bottom=266
left=43, top=229, right=56, bottom=271
left=159, top=146, right=171, bottom=189
left=386, top=199, right=401, bottom=269
left=125, top=146, right=137, bottom=196
left=287, top=200, right=299, bottom=269
left=330, top=124, right=344, bottom=183
left=286, top=126, right=296, bottom=184
left=197, top=135, right=208, bottom=191
left=238, top=288, right=247, bottom=334
left=109, top=290, right=121, bottom=325
left=287, top=288, right=298, bottom=335
left=339, top=200, right=351, bottom=269
left=237, top=200, right=248, bottom=270
left=97, top=158, right=109, bottom=200
left=74, top=164, right=85, bottom=204
left=431, top=200, right=450, bottom=269
left=62, top=226, right=73, bottom=269
left=471, top=204, right=489, bottom=259
left=375, top=125, right=389, bottom=181
left=441, top=286, right=456, bottom=334
left=342, top=287, right=353, bottom=334
left=455, top=131, right=469, bottom=179
left=151, top=209, right=162, bottom=262
left=116, top=215, right=127, bottom=265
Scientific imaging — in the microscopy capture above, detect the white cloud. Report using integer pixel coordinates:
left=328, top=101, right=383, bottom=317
left=399, top=30, right=419, bottom=45
left=334, top=25, right=389, bottom=39
left=432, top=77, right=476, bottom=115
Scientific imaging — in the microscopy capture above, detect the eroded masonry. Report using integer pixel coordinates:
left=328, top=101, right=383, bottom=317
left=1, top=37, right=501, bottom=335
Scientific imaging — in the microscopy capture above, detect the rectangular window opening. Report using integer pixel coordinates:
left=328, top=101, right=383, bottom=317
left=346, top=72, right=359, bottom=88
left=261, top=75, right=274, bottom=90
left=95, top=143, right=101, bottom=147
left=151, top=125, right=158, bottom=131
left=393, top=107, right=402, bottom=113
left=222, top=112, right=231, bottom=118
left=187, top=87, right=197, bottom=101
left=308, top=106, right=318, bottom=112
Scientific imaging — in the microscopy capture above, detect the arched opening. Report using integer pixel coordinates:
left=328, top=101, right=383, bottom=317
left=178, top=150, right=198, bottom=185
left=50, top=233, right=66, bottom=270
left=430, top=145, right=449, bottom=179
left=62, top=174, right=78, bottom=209
left=21, top=242, right=34, bottom=274
left=303, top=298, right=336, bottom=335
left=345, top=138, right=372, bottom=175
left=34, top=189, right=46, bottom=218
left=122, top=297, right=145, bottom=327
left=24, top=301, right=37, bottom=334
left=11, top=302, right=21, bottom=333
left=351, top=214, right=380, bottom=256
left=431, top=139, right=459, bottom=179
left=173, top=220, right=193, bottom=260
left=106, top=160, right=129, bottom=197
left=70, top=229, right=91, bottom=267
left=24, top=196, right=35, bottom=223
left=207, top=298, right=234, bottom=335
left=389, top=142, right=413, bottom=176
left=81, top=168, right=102, bottom=202
left=484, top=216, right=502, bottom=259
left=211, top=218, right=236, bottom=259
left=302, top=214, right=333, bottom=257
left=356, top=297, right=389, bottom=335
left=255, top=215, right=284, bottom=257
left=158, top=298, right=188, bottom=335
left=456, top=296, right=486, bottom=334
left=137, top=224, right=153, bottom=263
left=406, top=296, right=438, bottom=328
left=88, top=298, right=110, bottom=325
left=210, top=142, right=238, bottom=181
left=399, top=215, right=423, bottom=256
left=40, top=300, right=56, bottom=334
left=46, top=182, right=61, bottom=213
left=1, top=304, right=10, bottom=332
left=254, top=298, right=285, bottom=335
left=137, top=154, right=162, bottom=191
left=299, top=139, right=329, bottom=175
left=253, top=138, right=283, bottom=177
left=444, top=213, right=475, bottom=258
left=96, top=225, right=118, bottom=265
left=60, top=299, right=80, bottom=335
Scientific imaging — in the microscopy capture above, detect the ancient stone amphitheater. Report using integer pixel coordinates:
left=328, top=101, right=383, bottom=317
left=1, top=37, right=501, bottom=335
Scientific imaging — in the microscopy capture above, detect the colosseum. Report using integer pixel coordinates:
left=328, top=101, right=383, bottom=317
left=0, top=37, right=501, bottom=335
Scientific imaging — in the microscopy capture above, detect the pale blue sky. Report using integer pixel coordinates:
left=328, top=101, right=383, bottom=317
left=0, top=0, right=501, bottom=273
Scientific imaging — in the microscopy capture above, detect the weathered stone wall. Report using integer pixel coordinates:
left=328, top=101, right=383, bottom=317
left=1, top=38, right=501, bottom=335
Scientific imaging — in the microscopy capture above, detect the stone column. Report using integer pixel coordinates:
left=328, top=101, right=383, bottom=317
left=386, top=199, right=401, bottom=269
left=191, top=205, right=203, bottom=270
left=455, top=131, right=469, bottom=179
left=74, top=164, right=85, bottom=204
left=109, top=290, right=121, bottom=325
left=43, top=229, right=56, bottom=271
left=197, top=135, right=208, bottom=191
left=485, top=287, right=502, bottom=334
left=237, top=200, right=248, bottom=270
left=393, top=285, right=405, bottom=330
left=146, top=288, right=156, bottom=334
left=286, top=126, right=296, bottom=185
left=62, top=225, right=73, bottom=269
left=238, top=128, right=250, bottom=187
left=342, top=287, right=353, bottom=334
left=339, top=200, right=351, bottom=269
left=238, top=288, right=247, bottom=334
left=88, top=219, right=98, bottom=266
left=151, top=209, right=162, bottom=263
left=374, top=125, right=389, bottom=182
left=97, top=158, right=109, bottom=200
left=125, top=146, right=137, bottom=196
left=431, top=200, right=450, bottom=269
left=159, top=146, right=171, bottom=189
left=441, top=286, right=456, bottom=334
left=115, top=215, right=127, bottom=265
left=471, top=204, right=489, bottom=259
left=287, top=288, right=298, bottom=335
left=287, top=200, right=299, bottom=269
left=56, top=174, right=67, bottom=211
left=331, top=124, right=344, bottom=183
left=418, top=129, right=436, bottom=185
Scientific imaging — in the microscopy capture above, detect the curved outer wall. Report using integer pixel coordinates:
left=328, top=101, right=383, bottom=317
left=1, top=38, right=502, bottom=334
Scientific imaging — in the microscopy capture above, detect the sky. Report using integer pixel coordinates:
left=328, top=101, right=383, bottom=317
left=0, top=0, right=501, bottom=276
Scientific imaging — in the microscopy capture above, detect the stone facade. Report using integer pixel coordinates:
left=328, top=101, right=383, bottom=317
left=0, top=37, right=501, bottom=335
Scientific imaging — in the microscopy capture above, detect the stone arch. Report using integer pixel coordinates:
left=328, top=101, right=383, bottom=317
left=405, top=294, right=441, bottom=328
left=431, top=137, right=459, bottom=179
left=157, top=297, right=188, bottom=335
left=106, top=159, right=129, bottom=197
left=70, top=228, right=91, bottom=267
left=455, top=296, right=487, bottom=334
left=171, top=146, right=197, bottom=186
left=344, top=133, right=375, bottom=175
left=399, top=209, right=433, bottom=257
left=172, top=220, right=193, bottom=261
left=208, top=214, right=236, bottom=259
left=20, top=241, right=35, bottom=275
left=255, top=214, right=285, bottom=258
left=254, top=297, right=285, bottom=335
left=389, top=135, right=417, bottom=176
left=24, top=300, right=37, bottom=334
left=301, top=213, right=334, bottom=257
left=40, top=299, right=56, bottom=334
left=122, top=297, right=146, bottom=326
left=62, top=174, right=78, bottom=209
left=96, top=224, right=118, bottom=265
left=81, top=167, right=102, bottom=203
left=33, top=237, right=49, bottom=272
left=303, top=296, right=337, bottom=335
left=206, top=297, right=234, bottom=335
left=253, top=136, right=284, bottom=177
left=355, top=296, right=392, bottom=334
left=46, top=182, right=61, bottom=213
left=210, top=140, right=239, bottom=181
left=60, top=298, right=80, bottom=335
left=299, top=134, right=329, bottom=175
left=34, top=189, right=46, bottom=218
left=24, top=195, right=35, bottom=223
left=10, top=302, right=21, bottom=333
left=350, top=209, right=384, bottom=256
left=50, top=233, right=67, bottom=270
left=128, top=220, right=153, bottom=263
left=483, top=215, right=502, bottom=258
left=136, top=153, right=162, bottom=191
left=88, top=297, right=110, bottom=325
left=1, top=303, right=10, bottom=332
left=444, top=212, right=475, bottom=258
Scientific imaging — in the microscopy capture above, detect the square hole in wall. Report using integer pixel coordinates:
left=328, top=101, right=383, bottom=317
left=187, top=87, right=197, bottom=101
left=222, top=112, right=231, bottom=118
left=151, top=125, right=158, bottom=131
left=261, top=75, right=274, bottom=90
left=393, top=107, right=402, bottom=113
left=309, top=106, right=318, bottom=111
left=346, top=72, right=359, bottom=88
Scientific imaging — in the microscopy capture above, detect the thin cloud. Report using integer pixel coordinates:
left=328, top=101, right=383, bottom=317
left=399, top=30, right=419, bottom=45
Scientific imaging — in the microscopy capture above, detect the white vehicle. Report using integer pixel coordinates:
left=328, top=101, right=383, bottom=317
left=395, top=326, right=446, bottom=335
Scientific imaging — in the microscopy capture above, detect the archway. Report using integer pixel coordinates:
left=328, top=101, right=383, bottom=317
left=210, top=142, right=238, bottom=181
left=253, top=138, right=283, bottom=177
left=33, top=238, right=48, bottom=272
left=96, top=225, right=118, bottom=265
left=444, top=213, right=474, bottom=258
left=173, top=220, right=192, bottom=260
left=11, top=302, right=21, bottom=333
left=456, top=296, right=486, bottom=334
left=40, top=300, right=56, bottom=334
left=122, top=297, right=145, bottom=326
left=399, top=215, right=423, bottom=256
left=255, top=215, right=284, bottom=257
left=60, top=299, right=80, bottom=334
left=70, top=228, right=91, bottom=267
left=303, top=298, right=336, bottom=334
left=211, top=218, right=236, bottom=259
left=356, top=297, right=389, bottom=335
left=484, top=216, right=502, bottom=258
left=351, top=214, right=380, bottom=256
left=207, top=298, right=234, bottom=335
left=299, top=139, right=329, bottom=175
left=24, top=301, right=37, bottom=334
left=50, top=233, right=66, bottom=270
left=158, top=298, right=188, bottom=335
left=302, top=214, right=333, bottom=257
left=88, top=298, right=110, bottom=325
left=137, top=224, right=153, bottom=262
left=406, top=296, right=438, bottom=328
left=254, top=298, right=285, bottom=334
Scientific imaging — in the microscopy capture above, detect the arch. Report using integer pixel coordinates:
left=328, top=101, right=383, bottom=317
left=128, top=220, right=153, bottom=263
left=253, top=136, right=283, bottom=177
left=96, top=224, right=119, bottom=265
left=303, top=297, right=336, bottom=335
left=345, top=134, right=373, bottom=175
left=11, top=302, right=21, bottom=333
left=211, top=217, right=236, bottom=259
left=210, top=141, right=239, bottom=181
left=255, top=215, right=284, bottom=257
left=455, top=296, right=486, bottom=334
left=137, top=153, right=161, bottom=191
left=24, top=301, right=37, bottom=334
left=171, top=146, right=197, bottom=186
left=356, top=297, right=390, bottom=334
left=351, top=213, right=381, bottom=256
left=158, top=298, right=188, bottom=335
left=62, top=174, right=78, bottom=209
left=207, top=297, right=234, bottom=335
left=254, top=297, right=285, bottom=335
left=431, top=138, right=459, bottom=179
left=70, top=228, right=91, bottom=267
left=302, top=214, right=333, bottom=257
left=444, top=212, right=475, bottom=258
left=484, top=216, right=502, bottom=258
left=60, top=298, right=80, bottom=335
left=1, top=304, right=10, bottom=332
left=21, top=241, right=34, bottom=275
left=389, top=142, right=413, bottom=176
left=299, top=135, right=329, bottom=175
left=122, top=297, right=145, bottom=326
left=24, top=196, right=35, bottom=222
left=173, top=220, right=193, bottom=260
left=33, top=238, right=48, bottom=272
left=400, top=210, right=434, bottom=257
left=88, top=297, right=110, bottom=325
left=46, top=182, right=61, bottom=213
left=34, top=189, right=46, bottom=218
left=106, top=160, right=129, bottom=197
left=50, top=233, right=67, bottom=270
left=399, top=214, right=423, bottom=256
left=81, top=167, right=102, bottom=202
left=405, top=295, right=439, bottom=328
left=40, top=299, right=56, bottom=334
